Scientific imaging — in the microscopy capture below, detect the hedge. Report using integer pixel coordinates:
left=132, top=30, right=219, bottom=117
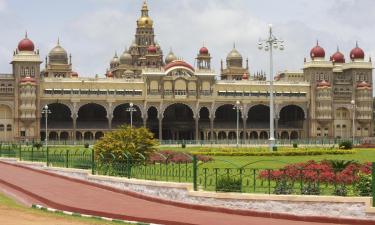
left=190, top=149, right=355, bottom=157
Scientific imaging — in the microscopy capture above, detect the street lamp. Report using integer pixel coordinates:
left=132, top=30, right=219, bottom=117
left=233, top=100, right=242, bottom=148
left=126, top=103, right=137, bottom=128
left=351, top=100, right=356, bottom=144
left=42, top=105, right=51, bottom=148
left=258, top=24, right=284, bottom=151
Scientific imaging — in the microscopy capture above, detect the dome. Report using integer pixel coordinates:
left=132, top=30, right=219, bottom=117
left=110, top=53, right=119, bottom=65
left=242, top=72, right=249, bottom=80
left=120, top=50, right=132, bottom=65
left=137, top=2, right=153, bottom=28
left=71, top=71, right=78, bottom=77
left=147, top=45, right=157, bottom=53
left=18, top=33, right=35, bottom=52
left=350, top=42, right=365, bottom=60
left=310, top=41, right=325, bottom=59
left=357, top=81, right=371, bottom=88
left=106, top=71, right=113, bottom=78
left=317, top=80, right=331, bottom=88
left=227, top=47, right=242, bottom=59
left=164, top=60, right=195, bottom=71
left=20, top=76, right=36, bottom=84
left=199, top=46, right=209, bottom=55
left=165, top=49, right=177, bottom=64
left=331, top=47, right=345, bottom=63
left=49, top=40, right=68, bottom=64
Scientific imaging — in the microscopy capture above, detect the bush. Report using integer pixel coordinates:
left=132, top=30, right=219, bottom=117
left=181, top=142, right=186, bottom=148
left=339, top=141, right=353, bottom=149
left=355, top=174, right=372, bottom=196
left=216, top=176, right=242, bottom=192
left=301, top=183, right=320, bottom=195
left=84, top=143, right=90, bottom=148
left=33, top=142, right=43, bottom=149
left=293, top=143, right=298, bottom=148
left=94, top=126, right=158, bottom=164
left=273, top=179, right=293, bottom=195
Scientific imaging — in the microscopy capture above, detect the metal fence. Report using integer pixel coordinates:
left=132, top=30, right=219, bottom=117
left=0, top=143, right=374, bottom=203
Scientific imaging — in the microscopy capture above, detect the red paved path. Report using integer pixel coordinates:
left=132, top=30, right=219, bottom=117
left=0, top=162, right=354, bottom=225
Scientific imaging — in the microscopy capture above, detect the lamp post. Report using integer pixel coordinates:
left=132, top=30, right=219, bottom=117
left=351, top=100, right=356, bottom=144
left=42, top=105, right=51, bottom=148
left=258, top=24, right=284, bottom=151
left=127, top=103, right=137, bottom=128
left=233, top=100, right=242, bottom=148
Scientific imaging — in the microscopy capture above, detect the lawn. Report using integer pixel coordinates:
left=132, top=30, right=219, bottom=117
left=0, top=192, right=134, bottom=225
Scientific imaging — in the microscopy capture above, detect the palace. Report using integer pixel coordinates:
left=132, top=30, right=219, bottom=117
left=0, top=1, right=373, bottom=142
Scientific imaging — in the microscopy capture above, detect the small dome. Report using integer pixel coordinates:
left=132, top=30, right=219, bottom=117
left=164, top=60, right=195, bottom=71
left=147, top=45, right=157, bottom=53
left=18, top=33, right=35, bottom=52
left=357, top=81, right=371, bottom=88
left=20, top=76, right=36, bottom=83
left=71, top=71, right=78, bottom=77
left=165, top=49, right=177, bottom=64
left=110, top=53, right=120, bottom=65
left=106, top=71, right=113, bottom=78
left=120, top=50, right=132, bottom=65
left=242, top=72, right=249, bottom=80
left=350, top=42, right=365, bottom=60
left=227, top=47, right=242, bottom=59
left=49, top=40, right=68, bottom=64
left=310, top=41, right=325, bottom=59
left=199, top=46, right=209, bottom=55
left=331, top=47, right=345, bottom=63
left=317, top=80, right=331, bottom=88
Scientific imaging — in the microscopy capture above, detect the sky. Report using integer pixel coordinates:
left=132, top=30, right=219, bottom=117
left=0, top=0, right=374, bottom=78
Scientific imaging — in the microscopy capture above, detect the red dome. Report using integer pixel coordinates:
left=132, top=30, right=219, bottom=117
left=331, top=49, right=345, bottom=63
left=71, top=71, right=79, bottom=77
left=310, top=42, right=325, bottom=59
left=357, top=81, right=371, bottom=88
left=164, top=60, right=195, bottom=71
left=147, top=45, right=157, bottom=53
left=317, top=80, right=331, bottom=88
left=199, top=46, right=209, bottom=55
left=20, top=76, right=36, bottom=83
left=242, top=72, right=249, bottom=80
left=106, top=71, right=113, bottom=78
left=350, top=43, right=365, bottom=60
left=18, top=36, right=35, bottom=52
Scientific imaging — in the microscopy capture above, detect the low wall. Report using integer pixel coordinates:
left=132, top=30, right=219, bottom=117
left=1, top=157, right=375, bottom=221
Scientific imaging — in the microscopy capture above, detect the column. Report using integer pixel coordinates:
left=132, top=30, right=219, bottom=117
left=143, top=115, right=147, bottom=128
left=242, top=116, right=247, bottom=143
left=210, top=117, right=214, bottom=141
left=72, top=114, right=77, bottom=144
left=158, top=115, right=163, bottom=141
left=107, top=114, right=113, bottom=130
left=275, top=117, right=279, bottom=139
left=195, top=116, right=199, bottom=141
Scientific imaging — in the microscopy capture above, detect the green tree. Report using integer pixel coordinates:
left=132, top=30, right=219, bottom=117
left=94, top=126, right=158, bottom=163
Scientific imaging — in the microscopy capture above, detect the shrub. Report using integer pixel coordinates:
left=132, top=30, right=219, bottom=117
left=339, top=141, right=353, bottom=149
left=216, top=176, right=242, bottom=192
left=293, top=143, right=298, bottom=148
left=273, top=179, right=293, bottom=195
left=33, top=142, right=43, bottom=150
left=355, top=174, right=372, bottom=196
left=84, top=143, right=90, bottom=148
left=301, top=183, right=320, bottom=195
left=181, top=142, right=186, bottom=148
left=94, top=126, right=158, bottom=164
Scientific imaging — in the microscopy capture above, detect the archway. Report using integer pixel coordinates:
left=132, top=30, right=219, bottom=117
left=214, top=104, right=243, bottom=132
left=250, top=131, right=258, bottom=139
left=41, top=103, right=72, bottom=130
left=218, top=131, right=226, bottom=140
left=162, top=103, right=195, bottom=140
left=280, top=131, right=289, bottom=139
left=334, top=107, right=351, bottom=138
left=95, top=131, right=104, bottom=140
left=259, top=131, right=268, bottom=139
left=60, top=132, right=69, bottom=140
left=112, top=103, right=143, bottom=129
left=278, top=105, right=305, bottom=129
left=290, top=131, right=299, bottom=139
left=247, top=105, right=269, bottom=129
left=49, top=131, right=59, bottom=141
left=199, top=107, right=210, bottom=140
left=76, top=131, right=82, bottom=140
left=146, top=106, right=159, bottom=139
left=77, top=103, right=108, bottom=129
left=228, top=131, right=236, bottom=140
left=84, top=131, right=94, bottom=140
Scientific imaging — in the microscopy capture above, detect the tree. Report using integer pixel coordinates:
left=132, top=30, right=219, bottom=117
left=94, top=126, right=158, bottom=164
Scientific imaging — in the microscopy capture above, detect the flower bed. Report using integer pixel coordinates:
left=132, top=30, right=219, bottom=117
left=191, top=149, right=355, bottom=156
left=149, top=150, right=213, bottom=163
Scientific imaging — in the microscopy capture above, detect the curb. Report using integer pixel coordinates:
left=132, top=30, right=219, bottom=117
left=31, top=204, right=161, bottom=225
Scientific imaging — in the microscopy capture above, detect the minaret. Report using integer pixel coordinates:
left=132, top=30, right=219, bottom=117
left=196, top=45, right=211, bottom=70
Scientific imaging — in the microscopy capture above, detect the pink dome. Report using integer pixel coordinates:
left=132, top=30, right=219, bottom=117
left=147, top=45, right=157, bottom=53
left=357, top=81, right=371, bottom=88
left=106, top=71, right=113, bottom=78
left=350, top=43, right=365, bottom=60
left=18, top=35, right=35, bottom=52
left=331, top=48, right=345, bottom=63
left=242, top=72, right=249, bottom=80
left=20, top=76, right=36, bottom=83
left=199, top=46, right=209, bottom=55
left=317, top=80, right=331, bottom=88
left=71, top=71, right=79, bottom=77
left=164, top=60, right=195, bottom=71
left=310, top=42, right=325, bottom=59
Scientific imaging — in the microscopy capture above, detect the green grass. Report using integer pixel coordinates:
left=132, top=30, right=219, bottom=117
left=0, top=193, right=134, bottom=225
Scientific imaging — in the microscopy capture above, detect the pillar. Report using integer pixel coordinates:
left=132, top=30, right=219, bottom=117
left=210, top=117, right=214, bottom=140
left=195, top=117, right=199, bottom=141
left=242, top=116, right=247, bottom=142
left=72, top=114, right=77, bottom=144
left=107, top=114, right=112, bottom=130
left=158, top=115, right=163, bottom=141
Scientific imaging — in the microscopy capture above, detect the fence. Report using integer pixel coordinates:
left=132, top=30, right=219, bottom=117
left=0, top=143, right=374, bottom=204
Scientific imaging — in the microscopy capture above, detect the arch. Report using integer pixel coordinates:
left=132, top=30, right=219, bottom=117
left=259, top=131, right=268, bottom=139
left=214, top=104, right=243, bottom=129
left=247, top=105, right=269, bottom=129
left=208, top=131, right=217, bottom=140
left=250, top=131, right=258, bottom=139
left=77, top=103, right=108, bottom=129
left=49, top=131, right=59, bottom=141
left=146, top=106, right=159, bottom=138
left=41, top=103, right=72, bottom=129
left=198, top=106, right=210, bottom=140
left=0, top=124, right=4, bottom=131
left=162, top=103, right=195, bottom=140
left=278, top=105, right=305, bottom=129
left=95, top=131, right=104, bottom=140
left=112, top=103, right=143, bottom=128
left=228, top=131, right=236, bottom=140
left=60, top=132, right=69, bottom=140
left=334, top=107, right=351, bottom=138
left=290, top=131, right=298, bottom=139
left=280, top=131, right=289, bottom=139
left=218, top=131, right=226, bottom=140
left=76, top=131, right=82, bottom=141
left=84, top=131, right=94, bottom=140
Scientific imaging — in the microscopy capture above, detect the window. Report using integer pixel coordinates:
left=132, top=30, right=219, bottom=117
left=336, top=125, right=340, bottom=128
left=342, top=125, right=346, bottom=128
left=0, top=124, right=4, bottom=131
left=20, top=131, right=26, bottom=137
left=6, top=124, right=11, bottom=131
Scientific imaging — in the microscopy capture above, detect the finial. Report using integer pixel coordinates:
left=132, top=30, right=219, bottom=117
left=356, top=41, right=359, bottom=48
left=114, top=51, right=118, bottom=57
left=233, top=42, right=236, bottom=49
left=57, top=37, right=60, bottom=45
left=316, top=40, right=319, bottom=46
left=25, top=31, right=28, bottom=38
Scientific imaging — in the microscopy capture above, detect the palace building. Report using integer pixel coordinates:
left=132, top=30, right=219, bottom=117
left=0, top=1, right=373, bottom=142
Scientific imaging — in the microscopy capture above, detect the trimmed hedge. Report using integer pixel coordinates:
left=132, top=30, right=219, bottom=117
left=190, top=149, right=355, bottom=157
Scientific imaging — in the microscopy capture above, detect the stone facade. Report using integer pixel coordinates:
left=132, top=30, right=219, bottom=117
left=0, top=2, right=372, bottom=142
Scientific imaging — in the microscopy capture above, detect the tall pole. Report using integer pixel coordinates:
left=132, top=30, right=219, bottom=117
left=351, top=100, right=355, bottom=144
left=236, top=105, right=239, bottom=148
left=127, top=102, right=136, bottom=129
left=258, top=24, right=284, bottom=152
left=234, top=100, right=241, bottom=148
left=42, top=105, right=51, bottom=148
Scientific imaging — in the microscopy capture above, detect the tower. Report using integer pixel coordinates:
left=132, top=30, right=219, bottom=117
left=196, top=46, right=211, bottom=70
left=44, top=39, right=73, bottom=78
left=11, top=33, right=42, bottom=141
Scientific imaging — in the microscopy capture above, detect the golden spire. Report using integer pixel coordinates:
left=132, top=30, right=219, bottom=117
left=137, top=0, right=153, bottom=28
